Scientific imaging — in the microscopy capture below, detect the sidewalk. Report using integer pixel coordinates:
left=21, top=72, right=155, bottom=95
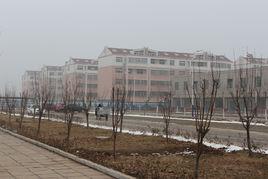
left=0, top=131, right=112, bottom=179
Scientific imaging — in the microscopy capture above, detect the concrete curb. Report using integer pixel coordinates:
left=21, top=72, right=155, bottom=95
left=0, top=127, right=135, bottom=179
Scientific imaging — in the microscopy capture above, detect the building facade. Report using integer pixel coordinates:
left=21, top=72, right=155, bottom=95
left=63, top=58, right=98, bottom=100
left=40, top=65, right=64, bottom=103
left=21, top=70, right=41, bottom=98
left=97, top=47, right=232, bottom=106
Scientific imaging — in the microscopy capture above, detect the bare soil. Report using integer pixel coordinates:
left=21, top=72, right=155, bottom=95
left=0, top=114, right=267, bottom=179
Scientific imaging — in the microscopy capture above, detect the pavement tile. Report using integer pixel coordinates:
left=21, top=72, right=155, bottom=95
left=0, top=131, right=112, bottom=178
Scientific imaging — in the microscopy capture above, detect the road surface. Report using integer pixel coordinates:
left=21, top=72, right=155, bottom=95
left=70, top=112, right=268, bottom=150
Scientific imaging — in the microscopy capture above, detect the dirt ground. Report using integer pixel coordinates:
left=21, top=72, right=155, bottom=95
left=0, top=114, right=267, bottom=179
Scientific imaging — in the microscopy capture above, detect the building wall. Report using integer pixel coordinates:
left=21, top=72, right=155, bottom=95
left=172, top=66, right=267, bottom=112
left=21, top=71, right=41, bottom=98
left=97, top=47, right=232, bottom=105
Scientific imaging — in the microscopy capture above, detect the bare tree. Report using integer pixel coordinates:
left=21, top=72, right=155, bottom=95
left=35, top=77, right=52, bottom=135
left=19, top=91, right=29, bottom=129
left=160, top=91, right=172, bottom=143
left=62, top=74, right=82, bottom=142
left=45, top=88, right=55, bottom=120
left=111, top=85, right=126, bottom=159
left=31, top=73, right=40, bottom=119
left=185, top=63, right=220, bottom=179
left=143, top=96, right=151, bottom=116
left=83, top=91, right=94, bottom=128
left=231, top=64, right=262, bottom=156
left=4, top=86, right=16, bottom=125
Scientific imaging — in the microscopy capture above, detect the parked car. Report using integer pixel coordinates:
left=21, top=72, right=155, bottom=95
left=55, top=103, right=65, bottom=112
left=27, top=105, right=39, bottom=115
left=95, top=104, right=109, bottom=120
left=64, top=104, right=84, bottom=113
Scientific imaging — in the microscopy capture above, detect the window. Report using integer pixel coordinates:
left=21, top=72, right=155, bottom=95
left=136, top=69, right=146, bottom=74
left=115, top=68, right=123, bottom=73
left=128, top=79, right=134, bottom=84
left=88, top=75, right=97, bottom=80
left=175, top=82, right=179, bottom=90
left=88, top=66, right=98, bottom=71
left=151, top=59, right=156, bottom=64
left=58, top=72, right=63, bottom=76
left=211, top=62, right=231, bottom=69
left=151, top=70, right=168, bottom=75
left=77, top=65, right=83, bottom=70
left=179, top=61, right=185, bottom=66
left=193, top=81, right=198, bottom=89
left=115, top=79, right=123, bottom=84
left=191, top=62, right=207, bottom=67
left=159, top=59, right=166, bottom=64
left=128, top=69, right=133, bottom=74
left=148, top=52, right=156, bottom=56
left=240, top=78, right=247, bottom=88
left=151, top=81, right=170, bottom=86
left=135, top=80, right=147, bottom=85
left=116, top=57, right=123, bottom=63
left=49, top=72, right=54, bottom=76
left=170, top=60, right=175, bottom=66
left=128, top=57, right=147, bottom=64
left=135, top=91, right=147, bottom=97
left=227, top=79, right=233, bottom=88
left=255, top=76, right=261, bottom=87
left=87, top=84, right=97, bottom=88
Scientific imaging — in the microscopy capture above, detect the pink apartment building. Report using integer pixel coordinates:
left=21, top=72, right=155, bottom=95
left=97, top=47, right=232, bottom=106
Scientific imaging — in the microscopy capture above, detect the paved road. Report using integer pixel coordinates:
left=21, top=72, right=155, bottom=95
left=0, top=131, right=112, bottom=179
left=69, top=113, right=268, bottom=150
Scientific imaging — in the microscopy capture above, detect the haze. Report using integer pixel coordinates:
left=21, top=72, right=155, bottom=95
left=0, top=0, right=268, bottom=90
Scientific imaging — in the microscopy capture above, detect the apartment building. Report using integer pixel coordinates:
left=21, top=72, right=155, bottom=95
left=235, top=53, right=268, bottom=69
left=172, top=65, right=267, bottom=113
left=41, top=65, right=63, bottom=103
left=21, top=70, right=41, bottom=98
left=63, top=58, right=98, bottom=100
left=97, top=47, right=232, bottom=106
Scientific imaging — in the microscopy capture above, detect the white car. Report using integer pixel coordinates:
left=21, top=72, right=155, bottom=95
left=27, top=106, right=39, bottom=115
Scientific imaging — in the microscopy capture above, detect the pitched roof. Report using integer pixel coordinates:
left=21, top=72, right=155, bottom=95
left=106, top=47, right=231, bottom=62
left=70, top=58, right=98, bottom=65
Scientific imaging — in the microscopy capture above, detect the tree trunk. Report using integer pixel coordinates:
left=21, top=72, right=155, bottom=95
left=19, top=116, right=23, bottom=129
left=37, top=112, right=42, bottom=136
left=120, top=118, right=123, bottom=133
left=86, top=112, right=89, bottom=128
left=195, top=150, right=201, bottom=179
left=246, top=126, right=252, bottom=156
left=33, top=108, right=36, bottom=119
left=67, top=113, right=74, bottom=142
left=67, top=122, right=71, bottom=142
left=166, top=120, right=169, bottom=143
left=113, top=133, right=117, bottom=160
left=195, top=135, right=203, bottom=179
left=8, top=112, right=11, bottom=126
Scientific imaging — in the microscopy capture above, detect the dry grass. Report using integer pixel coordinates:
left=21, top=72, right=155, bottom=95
left=0, top=114, right=267, bottom=179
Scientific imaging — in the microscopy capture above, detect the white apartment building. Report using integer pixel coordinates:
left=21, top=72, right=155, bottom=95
left=235, top=53, right=268, bottom=69
left=21, top=70, right=41, bottom=98
left=64, top=58, right=98, bottom=100
left=41, top=65, right=64, bottom=103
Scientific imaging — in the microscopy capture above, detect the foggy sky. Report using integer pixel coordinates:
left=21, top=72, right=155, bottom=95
left=0, top=0, right=268, bottom=91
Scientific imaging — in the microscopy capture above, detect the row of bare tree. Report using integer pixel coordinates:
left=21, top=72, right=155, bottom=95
left=160, top=59, right=263, bottom=178
left=0, top=57, right=264, bottom=179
